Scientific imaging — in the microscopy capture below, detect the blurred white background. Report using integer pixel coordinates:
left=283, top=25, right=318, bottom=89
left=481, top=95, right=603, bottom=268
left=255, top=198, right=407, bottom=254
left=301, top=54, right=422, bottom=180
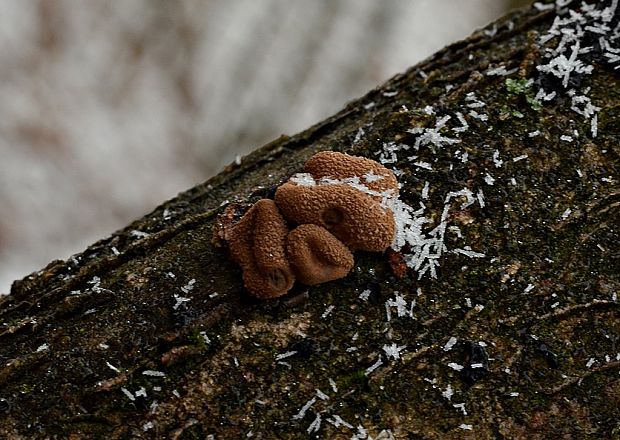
left=0, top=0, right=525, bottom=293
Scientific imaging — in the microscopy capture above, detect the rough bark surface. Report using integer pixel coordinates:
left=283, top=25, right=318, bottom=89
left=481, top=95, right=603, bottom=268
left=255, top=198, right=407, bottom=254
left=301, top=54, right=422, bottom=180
left=1, top=3, right=619, bottom=439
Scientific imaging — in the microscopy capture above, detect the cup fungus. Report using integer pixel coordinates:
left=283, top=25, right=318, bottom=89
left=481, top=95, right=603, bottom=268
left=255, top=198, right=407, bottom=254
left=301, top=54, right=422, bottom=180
left=287, top=224, right=354, bottom=285
left=216, top=151, right=398, bottom=299
left=275, top=183, right=395, bottom=252
left=225, top=199, right=295, bottom=299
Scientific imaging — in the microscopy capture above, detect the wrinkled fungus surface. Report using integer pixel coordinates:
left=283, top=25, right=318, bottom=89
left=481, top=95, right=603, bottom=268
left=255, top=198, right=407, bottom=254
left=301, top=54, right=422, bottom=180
left=287, top=224, right=354, bottom=285
left=226, top=199, right=294, bottom=299
left=218, top=151, right=397, bottom=298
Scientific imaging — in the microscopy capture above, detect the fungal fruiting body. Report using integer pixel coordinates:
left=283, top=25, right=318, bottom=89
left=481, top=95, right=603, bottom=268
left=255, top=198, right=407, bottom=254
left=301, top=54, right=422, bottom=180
left=274, top=183, right=395, bottom=252
left=226, top=199, right=295, bottom=299
left=287, top=224, right=354, bottom=285
left=217, top=151, right=398, bottom=298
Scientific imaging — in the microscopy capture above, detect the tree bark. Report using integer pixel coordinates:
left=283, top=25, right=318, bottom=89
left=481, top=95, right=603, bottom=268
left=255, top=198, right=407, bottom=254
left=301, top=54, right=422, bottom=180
left=1, top=3, right=619, bottom=439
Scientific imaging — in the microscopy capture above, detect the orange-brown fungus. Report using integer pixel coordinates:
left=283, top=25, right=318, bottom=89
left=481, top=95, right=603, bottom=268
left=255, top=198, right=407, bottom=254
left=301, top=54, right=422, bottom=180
left=226, top=199, right=294, bottom=299
left=275, top=183, right=395, bottom=252
left=216, top=151, right=398, bottom=299
left=303, top=151, right=399, bottom=197
left=287, top=224, right=354, bottom=285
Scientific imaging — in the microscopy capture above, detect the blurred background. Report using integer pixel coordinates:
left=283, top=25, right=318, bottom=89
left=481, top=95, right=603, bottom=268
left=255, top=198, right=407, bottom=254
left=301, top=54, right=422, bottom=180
left=0, top=0, right=528, bottom=293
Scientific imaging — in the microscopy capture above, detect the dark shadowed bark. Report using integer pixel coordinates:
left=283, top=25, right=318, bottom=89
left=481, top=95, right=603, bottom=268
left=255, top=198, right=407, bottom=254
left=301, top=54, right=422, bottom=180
left=1, top=2, right=619, bottom=439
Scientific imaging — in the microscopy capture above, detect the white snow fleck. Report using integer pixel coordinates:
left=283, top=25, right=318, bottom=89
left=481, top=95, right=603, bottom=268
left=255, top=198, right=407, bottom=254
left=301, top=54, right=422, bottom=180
left=121, top=388, right=135, bottom=401
left=36, top=343, right=49, bottom=352
left=276, top=351, right=297, bottom=361
left=561, top=208, right=572, bottom=220
left=327, top=414, right=354, bottom=429
left=443, top=337, right=458, bottom=352
left=292, top=397, right=316, bottom=420
left=453, top=402, right=468, bottom=415
left=143, top=421, right=154, bottom=432
left=359, top=289, right=371, bottom=301
left=316, top=389, right=329, bottom=400
left=586, top=358, right=596, bottom=368
left=484, top=174, right=496, bottom=185
left=106, top=361, right=121, bottom=373
left=143, top=370, right=166, bottom=377
left=173, top=294, right=191, bottom=310
left=442, top=384, right=454, bottom=401
left=383, top=343, right=407, bottom=361
left=365, top=357, right=384, bottom=376
left=459, top=424, right=473, bottom=430
left=307, top=413, right=321, bottom=434
left=512, top=154, right=528, bottom=162
left=448, top=362, right=464, bottom=371
left=290, top=173, right=316, bottom=187
left=329, top=378, right=338, bottom=393
left=321, top=305, right=335, bottom=318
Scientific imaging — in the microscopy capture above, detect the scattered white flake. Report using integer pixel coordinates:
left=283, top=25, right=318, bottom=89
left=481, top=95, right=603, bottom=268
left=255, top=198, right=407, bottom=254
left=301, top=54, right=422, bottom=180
left=492, top=150, right=503, bottom=168
left=276, top=351, right=298, bottom=362
left=172, top=389, right=180, bottom=398
left=383, top=91, right=398, bottom=97
left=510, top=178, right=517, bottom=186
left=591, top=114, right=598, bottom=137
left=292, top=397, right=316, bottom=420
left=163, top=208, right=171, bottom=220
left=586, top=358, right=596, bottom=368
left=143, top=370, right=166, bottom=377
left=98, top=343, right=109, bottom=349
left=452, top=112, right=469, bottom=133
left=486, top=65, right=519, bottom=76
left=524, top=284, right=535, bottom=294
left=130, top=230, right=150, bottom=238
left=443, top=337, right=458, bottom=352
left=290, top=173, right=316, bottom=187
left=121, top=388, right=135, bottom=401
left=111, top=246, right=120, bottom=256
left=359, top=289, right=371, bottom=301
left=561, top=135, right=574, bottom=142
left=528, top=130, right=541, bottom=137
left=484, top=24, right=498, bottom=37
left=135, top=387, right=147, bottom=398
left=442, top=384, right=454, bottom=401
left=477, top=189, right=485, bottom=208
left=471, top=363, right=485, bottom=369
left=365, top=357, right=384, bottom=376
left=307, top=414, right=322, bottom=434
left=106, top=361, right=121, bottom=373
left=316, top=389, right=329, bottom=400
left=385, top=293, right=409, bottom=321
left=512, top=154, right=529, bottom=162
left=180, top=279, right=196, bottom=294
left=561, top=208, right=572, bottom=220
left=321, top=305, right=335, bottom=318
left=143, top=421, right=154, bottom=432
left=327, top=379, right=338, bottom=394
left=468, top=110, right=489, bottom=121
left=419, top=70, right=428, bottom=79
left=172, top=294, right=191, bottom=310
left=407, top=115, right=461, bottom=150
left=353, top=127, right=365, bottom=144
left=453, top=248, right=486, bottom=258
left=533, top=2, right=555, bottom=11
left=200, top=331, right=211, bottom=344
left=453, top=403, right=468, bottom=415
left=363, top=102, right=375, bottom=110
left=421, top=181, right=430, bottom=200
left=448, top=362, right=464, bottom=371
left=235, top=155, right=242, bottom=165
left=209, top=292, right=219, bottom=299
left=484, top=174, right=496, bottom=185
left=36, top=343, right=49, bottom=352
left=474, top=304, right=485, bottom=312
left=537, top=42, right=594, bottom=88
left=166, top=272, right=176, bottom=278
left=413, top=161, right=433, bottom=170
left=364, top=171, right=385, bottom=183
left=459, top=424, right=473, bottom=431
left=383, top=343, right=407, bottom=361
left=423, top=105, right=435, bottom=114
left=327, top=414, right=354, bottom=429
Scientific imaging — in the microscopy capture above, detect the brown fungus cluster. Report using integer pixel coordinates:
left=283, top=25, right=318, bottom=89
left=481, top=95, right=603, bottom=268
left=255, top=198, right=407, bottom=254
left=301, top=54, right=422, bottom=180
left=216, top=151, right=398, bottom=298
